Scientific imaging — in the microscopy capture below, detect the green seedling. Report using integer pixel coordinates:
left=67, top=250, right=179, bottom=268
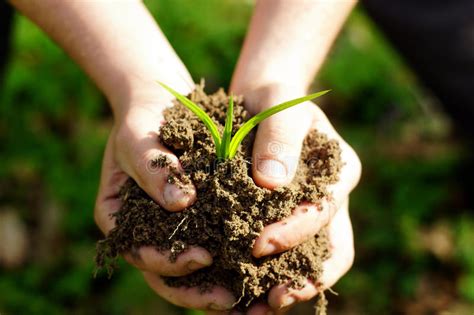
left=159, top=82, right=330, bottom=160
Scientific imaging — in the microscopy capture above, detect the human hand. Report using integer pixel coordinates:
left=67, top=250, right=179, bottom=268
left=94, top=97, right=236, bottom=312
left=230, top=84, right=361, bottom=314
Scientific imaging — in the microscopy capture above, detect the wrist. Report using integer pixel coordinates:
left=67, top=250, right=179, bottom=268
left=109, top=76, right=194, bottom=120
left=230, top=81, right=307, bottom=114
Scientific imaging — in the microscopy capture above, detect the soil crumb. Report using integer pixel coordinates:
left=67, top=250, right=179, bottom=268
left=96, top=84, right=342, bottom=311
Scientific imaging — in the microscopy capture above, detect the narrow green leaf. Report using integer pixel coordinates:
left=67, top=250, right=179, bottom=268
left=228, top=90, right=330, bottom=158
left=220, top=94, right=234, bottom=159
left=158, top=82, right=221, bottom=153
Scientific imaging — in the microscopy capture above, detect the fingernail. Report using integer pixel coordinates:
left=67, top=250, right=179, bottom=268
left=163, top=183, right=192, bottom=206
left=257, top=159, right=287, bottom=179
left=258, top=242, right=277, bottom=257
left=208, top=303, right=233, bottom=311
left=281, top=295, right=296, bottom=308
left=187, top=259, right=209, bottom=271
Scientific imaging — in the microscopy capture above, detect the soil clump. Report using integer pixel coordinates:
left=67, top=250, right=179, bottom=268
left=96, top=85, right=342, bottom=311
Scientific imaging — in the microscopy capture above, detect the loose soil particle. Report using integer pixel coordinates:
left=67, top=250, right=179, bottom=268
left=96, top=84, right=343, bottom=311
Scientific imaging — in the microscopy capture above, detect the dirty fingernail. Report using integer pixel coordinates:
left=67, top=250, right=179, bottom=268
left=257, top=159, right=287, bottom=179
left=281, top=295, right=296, bottom=308
left=163, top=183, right=192, bottom=207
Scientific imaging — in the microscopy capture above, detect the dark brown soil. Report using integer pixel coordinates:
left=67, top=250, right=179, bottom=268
left=96, top=84, right=342, bottom=311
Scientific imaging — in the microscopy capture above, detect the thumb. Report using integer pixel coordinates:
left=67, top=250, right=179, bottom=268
left=252, top=104, right=313, bottom=189
left=116, top=107, right=197, bottom=212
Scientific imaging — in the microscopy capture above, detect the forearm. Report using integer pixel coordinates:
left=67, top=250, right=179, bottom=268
left=10, top=0, right=193, bottom=117
left=231, top=0, right=356, bottom=95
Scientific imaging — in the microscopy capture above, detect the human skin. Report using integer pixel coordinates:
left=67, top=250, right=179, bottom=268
left=228, top=1, right=359, bottom=313
left=10, top=0, right=360, bottom=314
left=10, top=0, right=234, bottom=311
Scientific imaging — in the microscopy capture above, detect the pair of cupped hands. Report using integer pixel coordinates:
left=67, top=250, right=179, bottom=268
left=94, top=83, right=361, bottom=315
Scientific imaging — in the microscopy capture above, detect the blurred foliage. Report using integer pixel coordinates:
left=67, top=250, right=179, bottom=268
left=0, top=1, right=473, bottom=314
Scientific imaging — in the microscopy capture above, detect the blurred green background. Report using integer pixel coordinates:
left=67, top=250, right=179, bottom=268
left=1, top=1, right=473, bottom=314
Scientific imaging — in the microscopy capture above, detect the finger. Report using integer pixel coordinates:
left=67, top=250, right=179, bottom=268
left=206, top=311, right=244, bottom=315
left=116, top=106, right=196, bottom=212
left=206, top=310, right=248, bottom=315
left=253, top=201, right=335, bottom=258
left=252, top=104, right=360, bottom=257
left=252, top=102, right=314, bottom=189
left=310, top=105, right=362, bottom=211
left=143, top=272, right=236, bottom=311
left=206, top=303, right=274, bottom=315
left=247, top=303, right=273, bottom=315
left=205, top=312, right=231, bottom=315
left=328, top=140, right=361, bottom=210
left=319, top=200, right=354, bottom=288
left=94, top=132, right=129, bottom=235
left=95, top=130, right=211, bottom=277
left=259, top=302, right=295, bottom=315
left=123, top=245, right=212, bottom=277
left=268, top=200, right=354, bottom=309
left=268, top=280, right=318, bottom=310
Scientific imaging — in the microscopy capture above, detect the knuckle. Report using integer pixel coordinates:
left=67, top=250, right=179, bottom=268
left=134, top=150, right=170, bottom=191
left=266, top=123, right=300, bottom=147
left=114, top=122, right=133, bottom=149
left=349, top=148, right=362, bottom=185
left=269, top=227, right=309, bottom=252
left=341, top=243, right=355, bottom=273
left=265, top=139, right=289, bottom=156
left=256, top=129, right=302, bottom=169
left=113, top=125, right=136, bottom=171
left=316, top=200, right=334, bottom=229
left=341, top=142, right=362, bottom=190
left=137, top=149, right=160, bottom=177
left=325, top=199, right=337, bottom=225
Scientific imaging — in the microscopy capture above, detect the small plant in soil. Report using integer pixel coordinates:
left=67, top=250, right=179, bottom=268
left=96, top=83, right=342, bottom=314
left=158, top=82, right=329, bottom=160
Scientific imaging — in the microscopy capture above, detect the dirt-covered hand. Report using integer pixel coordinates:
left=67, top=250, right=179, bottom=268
left=94, top=102, right=235, bottom=311
left=239, top=85, right=361, bottom=312
left=246, top=199, right=354, bottom=315
left=208, top=197, right=353, bottom=315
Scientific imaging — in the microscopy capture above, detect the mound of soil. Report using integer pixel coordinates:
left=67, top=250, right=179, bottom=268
left=96, top=84, right=342, bottom=311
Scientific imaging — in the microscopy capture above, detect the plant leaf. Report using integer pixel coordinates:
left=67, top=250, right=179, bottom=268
left=158, top=82, right=222, bottom=153
left=228, top=90, right=330, bottom=158
left=220, top=94, right=234, bottom=159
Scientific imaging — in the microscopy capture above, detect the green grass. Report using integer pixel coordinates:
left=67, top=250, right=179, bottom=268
left=1, top=2, right=473, bottom=315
